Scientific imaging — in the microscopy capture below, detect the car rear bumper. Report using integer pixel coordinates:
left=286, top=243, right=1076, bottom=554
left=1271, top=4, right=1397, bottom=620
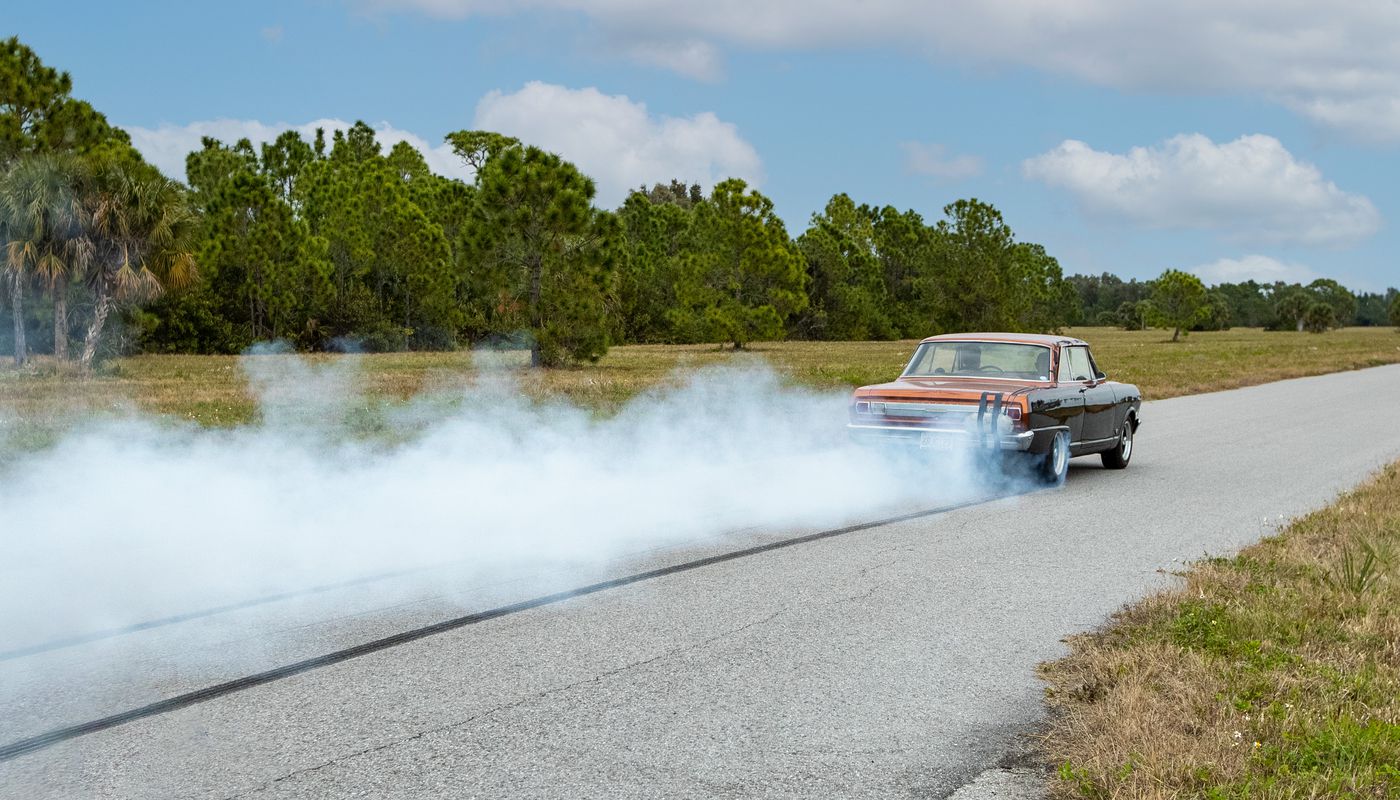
left=847, top=424, right=1035, bottom=451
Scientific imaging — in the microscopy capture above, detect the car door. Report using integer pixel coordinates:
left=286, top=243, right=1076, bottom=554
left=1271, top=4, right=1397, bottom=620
left=1038, top=345, right=1086, bottom=442
left=1066, top=345, right=1118, bottom=443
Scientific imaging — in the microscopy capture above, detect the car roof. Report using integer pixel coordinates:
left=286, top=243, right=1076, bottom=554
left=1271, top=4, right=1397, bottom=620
left=917, top=332, right=1087, bottom=347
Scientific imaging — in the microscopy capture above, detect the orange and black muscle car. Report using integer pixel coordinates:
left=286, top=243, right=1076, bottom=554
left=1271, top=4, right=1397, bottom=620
left=848, top=333, right=1142, bottom=483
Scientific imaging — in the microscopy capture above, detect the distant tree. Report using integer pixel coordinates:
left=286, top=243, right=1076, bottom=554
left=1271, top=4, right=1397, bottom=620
left=260, top=130, right=314, bottom=203
left=1213, top=280, right=1273, bottom=328
left=385, top=140, right=432, bottom=183
left=199, top=171, right=331, bottom=344
left=871, top=206, right=935, bottom=337
left=1355, top=290, right=1396, bottom=326
left=0, top=153, right=86, bottom=361
left=444, top=130, right=520, bottom=172
left=1389, top=292, right=1400, bottom=329
left=1068, top=272, right=1152, bottom=327
left=930, top=198, right=1017, bottom=332
left=1274, top=289, right=1313, bottom=332
left=464, top=144, right=619, bottom=365
left=1197, top=290, right=1232, bottom=331
left=1303, top=302, right=1336, bottom=333
left=1, top=37, right=129, bottom=163
left=796, top=193, right=892, bottom=340
left=78, top=158, right=197, bottom=369
left=185, top=137, right=258, bottom=208
left=1148, top=269, right=1208, bottom=341
left=639, top=179, right=703, bottom=209
left=330, top=121, right=381, bottom=165
left=616, top=189, right=692, bottom=342
left=671, top=178, right=807, bottom=348
left=1304, top=278, right=1356, bottom=328
left=1007, top=241, right=1077, bottom=333
left=1, top=37, right=130, bottom=364
left=1114, top=300, right=1148, bottom=331
left=297, top=132, right=459, bottom=350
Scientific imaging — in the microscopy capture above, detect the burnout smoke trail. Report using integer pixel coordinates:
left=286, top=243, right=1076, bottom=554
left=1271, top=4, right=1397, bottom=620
left=0, top=350, right=1012, bottom=752
left=0, top=352, right=989, bottom=652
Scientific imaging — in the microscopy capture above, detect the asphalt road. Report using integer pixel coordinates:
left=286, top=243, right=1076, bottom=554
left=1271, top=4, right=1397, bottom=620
left=5, top=365, right=1400, bottom=799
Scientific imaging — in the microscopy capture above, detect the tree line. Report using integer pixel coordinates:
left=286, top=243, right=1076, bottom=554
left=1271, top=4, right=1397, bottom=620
left=3, top=38, right=1398, bottom=370
left=1072, top=271, right=1399, bottom=338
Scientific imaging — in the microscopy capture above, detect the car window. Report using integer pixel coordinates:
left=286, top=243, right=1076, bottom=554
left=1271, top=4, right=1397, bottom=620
left=1086, top=349, right=1105, bottom=380
left=903, top=342, right=1051, bottom=379
left=1065, top=346, right=1093, bottom=382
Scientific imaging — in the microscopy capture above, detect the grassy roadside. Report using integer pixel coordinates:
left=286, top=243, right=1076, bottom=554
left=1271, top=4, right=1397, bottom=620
left=1040, top=462, right=1400, bottom=799
left=1, top=327, right=1398, bottom=445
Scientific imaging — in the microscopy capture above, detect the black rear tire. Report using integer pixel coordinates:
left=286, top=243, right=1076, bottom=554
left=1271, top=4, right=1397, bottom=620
left=1101, top=418, right=1134, bottom=469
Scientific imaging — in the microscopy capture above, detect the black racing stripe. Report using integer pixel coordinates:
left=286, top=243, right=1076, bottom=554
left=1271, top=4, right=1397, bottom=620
left=0, top=492, right=1008, bottom=763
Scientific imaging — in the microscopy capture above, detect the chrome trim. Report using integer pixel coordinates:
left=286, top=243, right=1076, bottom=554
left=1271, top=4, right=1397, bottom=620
left=862, top=401, right=980, bottom=418
left=1076, top=436, right=1118, bottom=447
left=848, top=424, right=1035, bottom=451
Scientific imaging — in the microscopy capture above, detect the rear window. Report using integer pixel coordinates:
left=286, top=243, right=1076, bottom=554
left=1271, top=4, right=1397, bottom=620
left=903, top=342, right=1052, bottom=380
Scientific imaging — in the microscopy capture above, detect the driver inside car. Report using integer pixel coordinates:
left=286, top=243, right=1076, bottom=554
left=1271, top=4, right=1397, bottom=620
left=957, top=345, right=982, bottom=374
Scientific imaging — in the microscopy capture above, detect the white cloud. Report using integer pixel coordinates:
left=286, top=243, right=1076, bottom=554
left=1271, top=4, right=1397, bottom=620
left=1022, top=134, right=1381, bottom=247
left=472, top=81, right=762, bottom=205
left=900, top=142, right=982, bottom=181
left=125, top=119, right=471, bottom=183
left=1190, top=255, right=1318, bottom=286
left=363, top=0, right=1400, bottom=141
left=260, top=25, right=284, bottom=44
left=618, top=39, right=723, bottom=83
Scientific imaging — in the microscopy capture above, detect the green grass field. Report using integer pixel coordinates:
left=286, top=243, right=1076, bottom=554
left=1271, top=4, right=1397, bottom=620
left=2, top=327, right=1398, bottom=448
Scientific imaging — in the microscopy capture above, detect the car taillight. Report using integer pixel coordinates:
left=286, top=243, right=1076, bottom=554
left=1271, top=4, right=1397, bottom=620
left=1002, top=405, right=1022, bottom=421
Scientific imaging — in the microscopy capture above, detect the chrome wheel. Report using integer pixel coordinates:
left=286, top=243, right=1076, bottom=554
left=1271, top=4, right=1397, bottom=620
left=1051, top=432, right=1068, bottom=476
left=1040, top=430, right=1070, bottom=485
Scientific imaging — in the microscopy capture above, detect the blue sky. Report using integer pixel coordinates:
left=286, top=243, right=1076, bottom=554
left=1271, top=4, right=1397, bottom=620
left=10, top=1, right=1399, bottom=292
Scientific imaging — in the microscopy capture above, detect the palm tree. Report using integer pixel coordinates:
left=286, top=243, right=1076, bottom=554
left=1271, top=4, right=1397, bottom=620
left=1, top=162, right=30, bottom=367
left=77, top=160, right=196, bottom=370
left=3, top=253, right=23, bottom=367
left=0, top=154, right=89, bottom=362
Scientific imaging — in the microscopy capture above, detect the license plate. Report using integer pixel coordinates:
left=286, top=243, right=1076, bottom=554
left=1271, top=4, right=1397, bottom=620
left=919, top=432, right=962, bottom=450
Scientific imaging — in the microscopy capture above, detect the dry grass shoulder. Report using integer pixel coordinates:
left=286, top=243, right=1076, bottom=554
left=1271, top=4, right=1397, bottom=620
left=1, top=328, right=1397, bottom=447
left=1040, top=462, right=1400, bottom=799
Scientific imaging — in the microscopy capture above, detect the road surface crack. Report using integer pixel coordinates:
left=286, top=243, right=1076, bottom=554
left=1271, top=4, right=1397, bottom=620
left=220, top=607, right=788, bottom=798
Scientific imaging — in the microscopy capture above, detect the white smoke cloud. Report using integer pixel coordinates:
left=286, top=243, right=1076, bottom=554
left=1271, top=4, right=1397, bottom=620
left=472, top=82, right=763, bottom=206
left=0, top=354, right=999, bottom=660
left=125, top=118, right=472, bottom=184
left=362, top=0, right=1400, bottom=141
left=1022, top=134, right=1381, bottom=247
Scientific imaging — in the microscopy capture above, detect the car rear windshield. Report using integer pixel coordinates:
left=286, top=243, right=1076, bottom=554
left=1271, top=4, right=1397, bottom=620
left=902, top=341, right=1052, bottom=381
